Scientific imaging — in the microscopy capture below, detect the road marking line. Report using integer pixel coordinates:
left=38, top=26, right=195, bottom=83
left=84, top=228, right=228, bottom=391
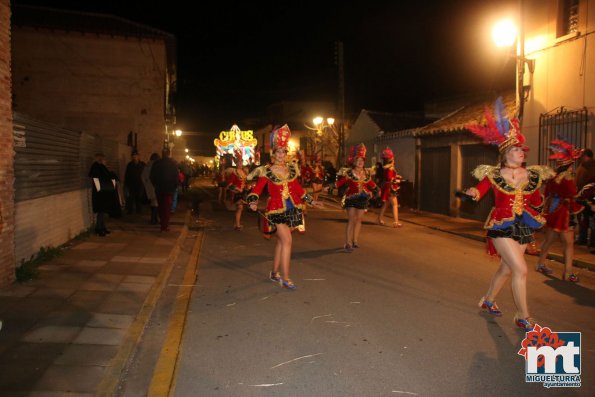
left=147, top=227, right=204, bottom=397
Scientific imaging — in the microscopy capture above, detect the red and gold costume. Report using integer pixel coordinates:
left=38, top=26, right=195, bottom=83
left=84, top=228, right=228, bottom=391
left=300, top=163, right=313, bottom=184
left=336, top=168, right=377, bottom=199
left=543, top=168, right=583, bottom=231
left=542, top=139, right=584, bottom=231
left=247, top=162, right=312, bottom=215
left=226, top=151, right=248, bottom=203
left=336, top=144, right=378, bottom=209
left=379, top=147, right=402, bottom=201
left=465, top=97, right=554, bottom=255
left=311, top=163, right=325, bottom=184
left=468, top=165, right=553, bottom=231
left=246, top=125, right=313, bottom=229
left=226, top=167, right=247, bottom=199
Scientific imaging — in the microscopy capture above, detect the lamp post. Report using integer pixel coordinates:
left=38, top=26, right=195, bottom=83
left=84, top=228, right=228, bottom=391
left=305, top=116, right=337, bottom=165
left=492, top=5, right=534, bottom=124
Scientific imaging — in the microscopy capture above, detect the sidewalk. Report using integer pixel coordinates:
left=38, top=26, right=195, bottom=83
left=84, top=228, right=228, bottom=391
left=0, top=205, right=189, bottom=396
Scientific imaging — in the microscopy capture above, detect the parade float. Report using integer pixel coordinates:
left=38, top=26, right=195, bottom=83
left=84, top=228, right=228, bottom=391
left=213, top=124, right=259, bottom=166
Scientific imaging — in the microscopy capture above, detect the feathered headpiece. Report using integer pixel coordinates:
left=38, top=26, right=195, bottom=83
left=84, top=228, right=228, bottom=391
left=381, top=146, right=394, bottom=160
left=270, top=124, right=291, bottom=152
left=465, top=97, right=526, bottom=153
left=549, top=139, right=582, bottom=166
left=348, top=143, right=367, bottom=165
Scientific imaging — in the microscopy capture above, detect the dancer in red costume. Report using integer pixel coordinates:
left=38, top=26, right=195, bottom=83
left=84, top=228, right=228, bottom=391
left=310, top=155, right=325, bottom=202
left=377, top=146, right=403, bottom=227
left=336, top=143, right=378, bottom=252
left=463, top=97, right=554, bottom=332
left=247, top=125, right=323, bottom=290
left=536, top=139, right=583, bottom=282
left=226, top=149, right=248, bottom=230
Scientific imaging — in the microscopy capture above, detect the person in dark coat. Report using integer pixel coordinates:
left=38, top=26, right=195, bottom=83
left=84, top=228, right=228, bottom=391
left=89, top=153, right=117, bottom=236
left=142, top=152, right=161, bottom=224
left=575, top=148, right=595, bottom=246
left=150, top=148, right=179, bottom=231
left=124, top=149, right=146, bottom=214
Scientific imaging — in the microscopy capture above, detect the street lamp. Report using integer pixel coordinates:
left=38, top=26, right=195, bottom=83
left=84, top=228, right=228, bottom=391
left=305, top=116, right=337, bottom=164
left=492, top=12, right=535, bottom=123
left=175, top=129, right=183, bottom=137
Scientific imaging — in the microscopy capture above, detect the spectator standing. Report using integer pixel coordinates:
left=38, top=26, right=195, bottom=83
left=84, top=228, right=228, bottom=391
left=124, top=149, right=146, bottom=214
left=575, top=148, right=595, bottom=246
left=150, top=148, right=179, bottom=231
left=142, top=152, right=160, bottom=224
left=89, top=153, right=117, bottom=236
left=171, top=167, right=185, bottom=213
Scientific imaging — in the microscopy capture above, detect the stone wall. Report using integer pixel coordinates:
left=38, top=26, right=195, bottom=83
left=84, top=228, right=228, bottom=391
left=0, top=0, right=16, bottom=287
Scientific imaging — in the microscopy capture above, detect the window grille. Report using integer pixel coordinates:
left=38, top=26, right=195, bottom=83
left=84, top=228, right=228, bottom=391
left=558, top=0, right=579, bottom=37
left=538, top=106, right=588, bottom=167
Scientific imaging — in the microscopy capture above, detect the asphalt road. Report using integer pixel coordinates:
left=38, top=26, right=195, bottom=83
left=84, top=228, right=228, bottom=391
left=173, top=187, right=595, bottom=397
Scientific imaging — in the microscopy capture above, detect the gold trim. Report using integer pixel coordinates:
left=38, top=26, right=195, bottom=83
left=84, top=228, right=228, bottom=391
left=471, top=165, right=497, bottom=180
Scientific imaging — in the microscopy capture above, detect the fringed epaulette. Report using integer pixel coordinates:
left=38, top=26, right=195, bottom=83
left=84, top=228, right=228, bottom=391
left=337, top=167, right=351, bottom=177
left=247, top=165, right=267, bottom=181
left=527, top=165, right=555, bottom=181
left=290, top=160, right=301, bottom=176
left=471, top=165, right=497, bottom=180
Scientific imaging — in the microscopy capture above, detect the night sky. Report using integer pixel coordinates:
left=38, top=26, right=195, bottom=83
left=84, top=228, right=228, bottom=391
left=12, top=0, right=516, bottom=134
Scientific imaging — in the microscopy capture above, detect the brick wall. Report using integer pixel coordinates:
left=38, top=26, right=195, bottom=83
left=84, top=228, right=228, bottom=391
left=0, top=0, right=16, bottom=287
left=12, top=29, right=168, bottom=161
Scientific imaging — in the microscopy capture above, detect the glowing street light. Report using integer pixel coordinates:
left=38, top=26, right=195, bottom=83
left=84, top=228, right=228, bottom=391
left=175, top=129, right=183, bottom=137
left=305, top=116, right=338, bottom=163
left=491, top=14, right=534, bottom=122
left=492, top=19, right=517, bottom=48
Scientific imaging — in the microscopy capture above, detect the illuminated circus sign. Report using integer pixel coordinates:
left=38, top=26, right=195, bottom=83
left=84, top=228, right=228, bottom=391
left=213, top=124, right=258, bottom=165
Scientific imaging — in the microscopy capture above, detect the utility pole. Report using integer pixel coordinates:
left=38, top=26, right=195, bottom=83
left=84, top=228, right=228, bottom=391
left=335, top=41, right=345, bottom=167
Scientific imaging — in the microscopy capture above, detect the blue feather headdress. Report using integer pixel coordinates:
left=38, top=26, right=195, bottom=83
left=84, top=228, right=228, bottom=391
left=465, top=97, right=526, bottom=153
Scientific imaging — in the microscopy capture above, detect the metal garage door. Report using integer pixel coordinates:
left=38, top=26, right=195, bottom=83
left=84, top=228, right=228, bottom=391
left=420, top=147, right=451, bottom=215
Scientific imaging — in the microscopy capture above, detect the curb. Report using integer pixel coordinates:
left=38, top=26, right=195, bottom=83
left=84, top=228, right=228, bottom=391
left=95, top=211, right=190, bottom=397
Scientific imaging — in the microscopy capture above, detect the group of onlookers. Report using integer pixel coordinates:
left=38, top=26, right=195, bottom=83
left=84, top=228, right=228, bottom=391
left=88, top=148, right=187, bottom=235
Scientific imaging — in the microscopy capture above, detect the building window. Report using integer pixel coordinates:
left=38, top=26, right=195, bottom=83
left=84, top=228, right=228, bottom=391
left=539, top=106, right=588, bottom=166
left=558, top=0, right=579, bottom=37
